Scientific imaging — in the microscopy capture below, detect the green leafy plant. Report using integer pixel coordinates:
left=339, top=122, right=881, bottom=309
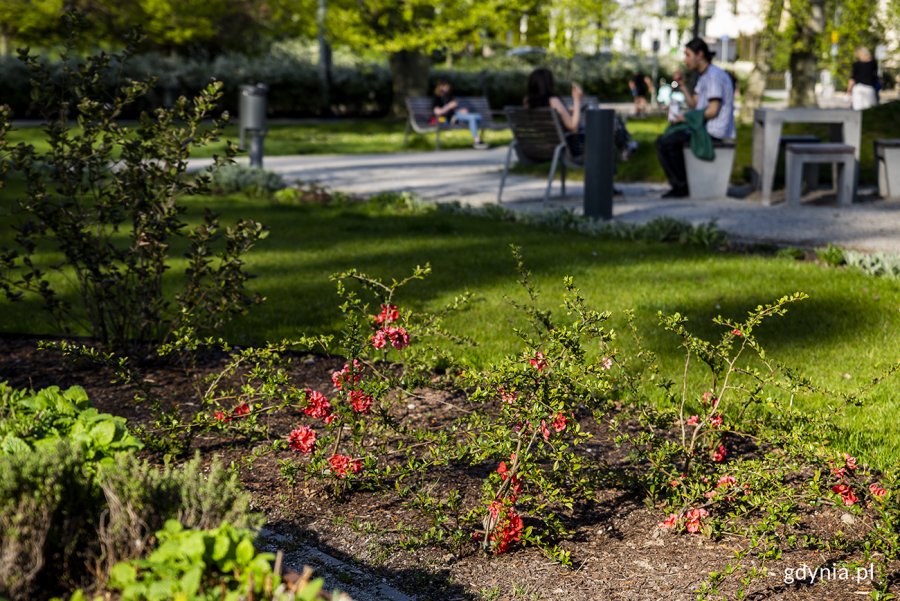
left=209, top=163, right=287, bottom=196
left=108, top=520, right=275, bottom=601
left=0, top=382, right=142, bottom=464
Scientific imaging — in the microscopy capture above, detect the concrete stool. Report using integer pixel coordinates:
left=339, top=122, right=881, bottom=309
left=785, top=143, right=855, bottom=206
left=683, top=140, right=736, bottom=200
left=780, top=134, right=820, bottom=192
left=874, top=139, right=900, bottom=199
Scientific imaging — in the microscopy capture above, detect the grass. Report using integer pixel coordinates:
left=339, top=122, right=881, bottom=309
left=7, top=101, right=900, bottom=185
left=1, top=192, right=898, bottom=468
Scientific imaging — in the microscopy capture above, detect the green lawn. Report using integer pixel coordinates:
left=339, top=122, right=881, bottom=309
left=6, top=101, right=899, bottom=184
left=1, top=194, right=898, bottom=468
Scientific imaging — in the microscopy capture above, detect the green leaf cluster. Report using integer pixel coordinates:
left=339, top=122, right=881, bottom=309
left=108, top=520, right=276, bottom=601
left=0, top=382, right=142, bottom=465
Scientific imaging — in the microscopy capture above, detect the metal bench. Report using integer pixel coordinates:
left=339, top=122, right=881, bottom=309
left=874, top=139, right=900, bottom=199
left=497, top=106, right=583, bottom=204
left=785, top=143, right=855, bottom=205
left=682, top=140, right=736, bottom=200
left=403, top=96, right=507, bottom=150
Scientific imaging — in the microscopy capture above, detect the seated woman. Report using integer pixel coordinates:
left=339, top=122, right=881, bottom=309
left=524, top=68, right=638, bottom=160
left=432, top=79, right=488, bottom=149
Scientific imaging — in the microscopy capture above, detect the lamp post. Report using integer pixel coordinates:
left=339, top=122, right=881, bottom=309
left=692, top=0, right=700, bottom=39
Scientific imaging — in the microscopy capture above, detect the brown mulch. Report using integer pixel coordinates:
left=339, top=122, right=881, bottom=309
left=0, top=334, right=894, bottom=601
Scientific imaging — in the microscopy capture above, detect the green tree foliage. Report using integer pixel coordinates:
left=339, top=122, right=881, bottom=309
left=0, top=0, right=63, bottom=55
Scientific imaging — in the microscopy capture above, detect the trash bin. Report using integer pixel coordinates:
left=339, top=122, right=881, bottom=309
left=239, top=84, right=268, bottom=163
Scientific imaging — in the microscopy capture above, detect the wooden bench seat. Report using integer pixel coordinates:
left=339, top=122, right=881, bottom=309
left=874, top=139, right=900, bottom=199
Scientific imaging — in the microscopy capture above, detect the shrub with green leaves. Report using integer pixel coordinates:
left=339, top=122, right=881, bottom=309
left=108, top=520, right=275, bottom=601
left=0, top=383, right=142, bottom=463
left=0, top=35, right=266, bottom=349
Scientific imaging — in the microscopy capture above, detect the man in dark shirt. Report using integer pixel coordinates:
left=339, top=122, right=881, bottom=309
left=432, top=80, right=487, bottom=149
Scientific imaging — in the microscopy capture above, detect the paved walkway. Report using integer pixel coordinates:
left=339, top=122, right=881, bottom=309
left=192, top=148, right=900, bottom=254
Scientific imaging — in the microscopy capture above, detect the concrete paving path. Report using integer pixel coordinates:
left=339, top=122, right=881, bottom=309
left=192, top=147, right=900, bottom=254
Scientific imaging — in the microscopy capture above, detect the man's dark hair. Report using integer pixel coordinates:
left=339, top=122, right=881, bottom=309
left=685, top=37, right=715, bottom=62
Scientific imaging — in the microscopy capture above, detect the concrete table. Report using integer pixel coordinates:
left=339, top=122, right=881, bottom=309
left=752, top=108, right=862, bottom=205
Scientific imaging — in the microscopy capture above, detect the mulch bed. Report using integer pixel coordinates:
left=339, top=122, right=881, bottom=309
left=0, top=334, right=893, bottom=601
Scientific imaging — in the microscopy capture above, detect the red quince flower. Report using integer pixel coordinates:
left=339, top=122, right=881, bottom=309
left=843, top=453, right=858, bottom=471
left=331, top=360, right=362, bottom=390
left=658, top=513, right=678, bottom=529
left=551, top=412, right=568, bottom=433
left=214, top=410, right=230, bottom=423
left=831, top=483, right=859, bottom=506
left=233, top=403, right=251, bottom=418
left=686, top=415, right=699, bottom=425
left=349, top=390, right=373, bottom=414
left=712, top=444, right=727, bottom=462
left=374, top=304, right=399, bottom=325
left=304, top=389, right=333, bottom=421
left=371, top=329, right=388, bottom=349
left=490, top=509, right=524, bottom=554
left=287, top=425, right=316, bottom=453
left=540, top=419, right=551, bottom=442
left=684, top=508, right=709, bottom=534
left=498, top=386, right=518, bottom=404
left=329, top=453, right=362, bottom=477
left=716, top=475, right=736, bottom=488
left=529, top=352, right=548, bottom=372
left=709, top=414, right=724, bottom=429
left=385, top=326, right=410, bottom=350
left=731, top=329, right=743, bottom=337
left=869, top=483, right=887, bottom=498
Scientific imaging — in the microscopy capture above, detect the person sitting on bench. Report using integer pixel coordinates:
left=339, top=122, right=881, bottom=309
left=655, top=38, right=736, bottom=198
left=432, top=80, right=488, bottom=149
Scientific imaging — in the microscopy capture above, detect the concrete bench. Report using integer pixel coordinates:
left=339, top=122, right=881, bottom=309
left=682, top=140, right=736, bottom=200
left=780, top=135, right=820, bottom=192
left=874, top=139, right=900, bottom=199
left=785, top=143, right=855, bottom=205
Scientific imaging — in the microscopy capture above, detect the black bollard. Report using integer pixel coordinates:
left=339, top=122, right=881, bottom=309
left=583, top=109, right=615, bottom=220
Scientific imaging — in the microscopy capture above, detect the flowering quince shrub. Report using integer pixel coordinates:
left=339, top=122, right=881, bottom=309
left=399, top=249, right=623, bottom=560
left=605, top=292, right=900, bottom=599
left=190, top=263, right=470, bottom=496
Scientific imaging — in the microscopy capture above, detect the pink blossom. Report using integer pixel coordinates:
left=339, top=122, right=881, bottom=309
left=331, top=360, right=362, bottom=390
left=712, top=445, right=727, bottom=462
left=498, top=386, right=518, bottom=404
left=685, top=508, right=709, bottom=534
left=329, top=453, right=362, bottom=477
left=551, top=412, right=568, bottom=433
left=843, top=453, right=858, bottom=471
left=287, top=426, right=316, bottom=453
left=529, top=352, right=548, bottom=372
left=374, top=304, right=399, bottom=325
left=349, top=390, right=373, bottom=414
left=709, top=414, right=724, bottom=429
left=716, top=475, right=736, bottom=488
left=371, top=330, right=388, bottom=349
left=600, top=356, right=612, bottom=370
left=686, top=415, right=699, bottom=425
left=658, top=513, right=678, bottom=529
left=869, top=483, right=887, bottom=498
left=385, top=326, right=409, bottom=350
left=540, top=420, right=551, bottom=442
left=303, top=389, right=333, bottom=421
left=731, top=329, right=743, bottom=337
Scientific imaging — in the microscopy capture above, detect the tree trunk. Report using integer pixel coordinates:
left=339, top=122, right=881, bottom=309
left=389, top=51, right=431, bottom=117
left=789, top=51, right=818, bottom=107
left=739, top=0, right=784, bottom=122
left=788, top=0, right=825, bottom=107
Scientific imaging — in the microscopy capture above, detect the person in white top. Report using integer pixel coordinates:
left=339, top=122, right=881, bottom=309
left=655, top=38, right=736, bottom=198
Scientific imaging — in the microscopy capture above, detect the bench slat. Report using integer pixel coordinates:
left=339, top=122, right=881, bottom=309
left=785, top=143, right=854, bottom=154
